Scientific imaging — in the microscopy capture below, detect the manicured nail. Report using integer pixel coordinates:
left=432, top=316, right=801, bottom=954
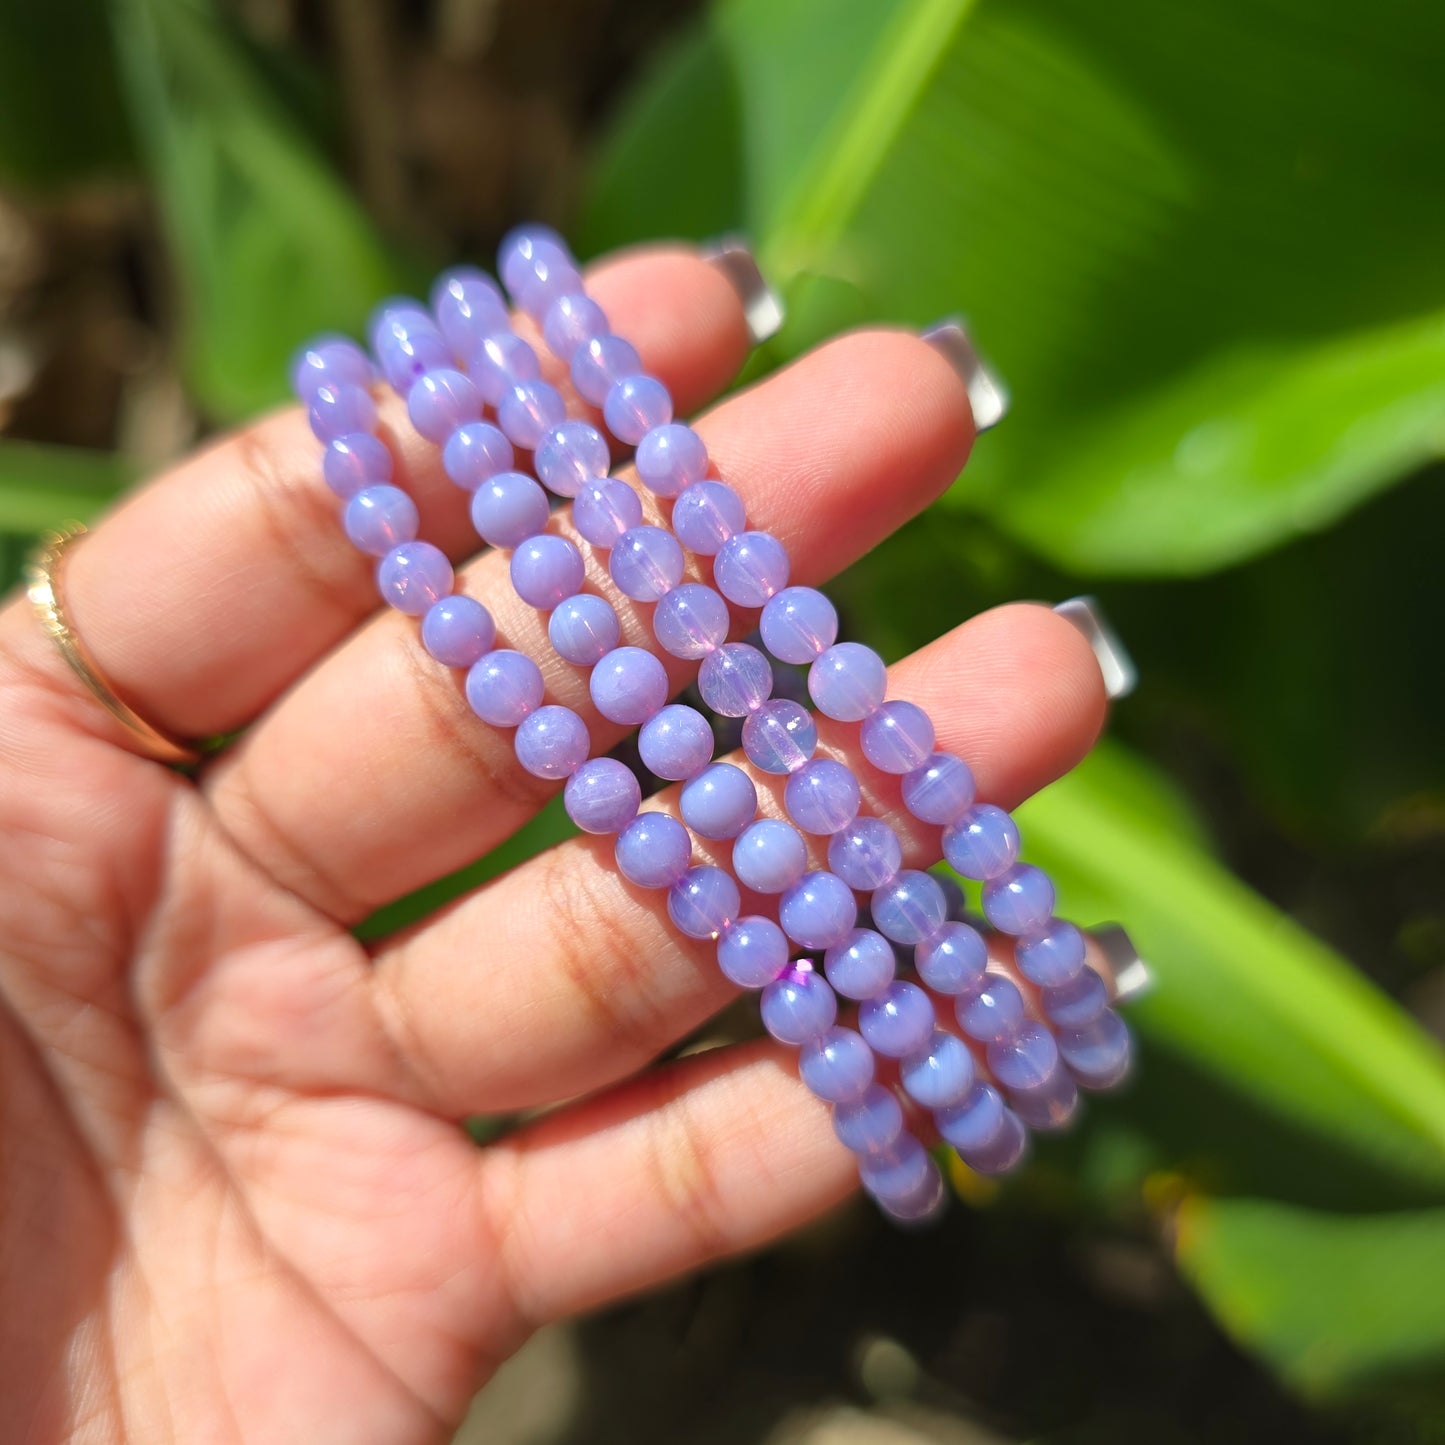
left=1054, top=596, right=1137, bottom=700
left=1090, top=924, right=1154, bottom=1003
left=920, top=318, right=1009, bottom=432
left=703, top=235, right=785, bottom=345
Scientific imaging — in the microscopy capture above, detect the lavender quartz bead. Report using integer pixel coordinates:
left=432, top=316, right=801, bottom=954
left=511, top=534, right=585, bottom=610
left=668, top=866, right=741, bottom=940
left=534, top=420, right=610, bottom=497
left=615, top=812, right=691, bottom=889
left=1015, top=920, right=1087, bottom=988
left=672, top=480, right=746, bottom=556
left=901, top=753, right=976, bottom=826
left=407, top=368, right=481, bottom=443
left=956, top=974, right=1026, bottom=1044
left=603, top=374, right=673, bottom=445
left=827, top=817, right=903, bottom=891
left=714, top=531, right=789, bottom=608
left=915, top=921, right=988, bottom=995
left=798, top=1027, right=874, bottom=1104
left=808, top=643, right=888, bottom=723
left=470, top=471, right=550, bottom=549
left=638, top=704, right=714, bottom=781
left=635, top=423, right=707, bottom=498
left=466, top=649, right=544, bottom=726
left=344, top=485, right=418, bottom=556
left=543, top=292, right=608, bottom=360
left=759, top=587, right=838, bottom=665
left=741, top=699, right=817, bottom=775
left=470, top=331, right=540, bottom=407
left=499, top=379, right=567, bottom=450
left=431, top=267, right=506, bottom=359
left=901, top=1029, right=976, bottom=1109
left=373, top=308, right=451, bottom=391
left=835, top=1084, right=906, bottom=1156
left=1058, top=1009, right=1131, bottom=1089
left=859, top=1136, right=932, bottom=1202
left=292, top=336, right=373, bottom=403
left=571, top=334, right=642, bottom=407
left=376, top=541, right=452, bottom=616
left=443, top=421, right=515, bottom=491
left=591, top=646, right=669, bottom=725
left=681, top=763, right=758, bottom=840
left=309, top=382, right=377, bottom=443
left=421, top=595, right=496, bottom=668
left=1010, top=1070, right=1080, bottom=1132
left=1042, top=968, right=1108, bottom=1029
left=861, top=701, right=935, bottom=775
left=610, top=525, right=685, bottom=602
left=324, top=432, right=393, bottom=498
left=881, top=1168, right=946, bottom=1224
left=784, top=758, right=861, bottom=835
left=981, top=863, right=1056, bottom=936
left=871, top=870, right=949, bottom=947
left=962, top=1110, right=1029, bottom=1176
left=573, top=478, right=644, bottom=547
left=823, top=928, right=896, bottom=1001
left=698, top=643, right=772, bottom=717
left=563, top=757, right=641, bottom=834
left=779, top=871, right=858, bottom=950
left=717, top=916, right=789, bottom=989
left=514, top=705, right=590, bottom=780
left=549, top=593, right=621, bottom=666
left=732, top=818, right=808, bottom=894
left=760, top=963, right=837, bottom=1045
left=936, top=1083, right=1007, bottom=1154
left=988, top=1021, right=1061, bottom=1093
left=942, top=804, right=1021, bottom=880
left=860, top=981, right=936, bottom=1059
left=506, top=239, right=580, bottom=318
left=498, top=225, right=568, bottom=293
left=653, top=583, right=730, bottom=660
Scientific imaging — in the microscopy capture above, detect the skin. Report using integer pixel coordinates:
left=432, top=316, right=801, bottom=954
left=0, top=245, right=1107, bottom=1443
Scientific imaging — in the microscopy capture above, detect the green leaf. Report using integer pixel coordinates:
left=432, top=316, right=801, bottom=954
left=0, top=444, right=135, bottom=532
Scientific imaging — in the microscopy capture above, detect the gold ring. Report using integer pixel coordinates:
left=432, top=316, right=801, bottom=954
left=24, top=524, right=201, bottom=767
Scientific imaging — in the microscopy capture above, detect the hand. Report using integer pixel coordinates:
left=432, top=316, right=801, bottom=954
left=0, top=246, right=1106, bottom=1443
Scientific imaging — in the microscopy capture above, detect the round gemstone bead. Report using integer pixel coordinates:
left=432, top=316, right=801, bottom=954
left=798, top=1027, right=874, bottom=1105
left=431, top=267, right=506, bottom=360
left=376, top=541, right=452, bottom=615
left=373, top=307, right=450, bottom=391
left=499, top=379, right=566, bottom=450
left=672, top=480, right=746, bottom=556
left=916, top=921, right=988, bottom=995
left=901, top=753, right=976, bottom=825
left=514, top=705, right=590, bottom=780
left=779, top=871, right=857, bottom=951
left=1042, top=968, right=1108, bottom=1029
left=548, top=593, right=620, bottom=666
left=942, top=804, right=1021, bottom=879
left=1058, top=1009, right=1131, bottom=1089
left=543, top=291, right=608, bottom=360
left=470, top=331, right=540, bottom=407
left=652, top=583, right=730, bottom=659
left=870, top=870, right=949, bottom=947
left=937, top=1082, right=1007, bottom=1154
left=956, top=974, right=1026, bottom=1044
left=680, top=763, right=757, bottom=840
left=881, top=1167, right=947, bottom=1224
left=784, top=758, right=861, bottom=835
left=511, top=534, right=585, bottom=609
left=534, top=420, right=609, bottom=497
left=344, top=485, right=418, bottom=556
left=981, top=863, right=1056, bottom=936
left=609, top=525, right=685, bottom=602
left=563, top=757, right=642, bottom=834
left=421, top=594, right=495, bottom=668
left=988, top=1020, right=1061, bottom=1093
left=571, top=334, right=642, bottom=407
left=590, top=646, right=669, bottom=725
left=604, top=374, right=673, bottom=445
left=714, top=531, right=789, bottom=608
left=860, top=980, right=936, bottom=1059
left=732, top=818, right=808, bottom=895
left=573, top=478, right=644, bottom=548
left=292, top=335, right=373, bottom=403
left=961, top=1109, right=1029, bottom=1176
left=823, top=928, right=896, bottom=1001
left=615, top=812, right=691, bottom=889
left=442, top=421, right=515, bottom=491
left=717, top=916, right=789, bottom=989
left=760, top=586, right=837, bottom=665
left=835, top=1084, right=906, bottom=1156
left=698, top=642, right=773, bottom=717
left=465, top=649, right=544, bottom=726
left=860, top=700, right=935, bottom=775
left=470, top=471, right=551, bottom=549
left=668, top=866, right=740, bottom=940
left=808, top=642, right=887, bottom=722
left=407, top=367, right=482, bottom=442
left=741, top=699, right=817, bottom=775
left=859, top=1135, right=932, bottom=1202
left=901, top=1029, right=976, bottom=1109
left=826, top=817, right=903, bottom=891
left=324, top=432, right=392, bottom=498
left=1010, top=1070, right=1080, bottom=1133
left=635, top=423, right=708, bottom=498
left=1015, top=920, right=1087, bottom=988
left=638, top=704, right=714, bottom=781
left=760, top=963, right=837, bottom=1045
left=500, top=231, right=577, bottom=315
left=308, top=382, right=377, bottom=443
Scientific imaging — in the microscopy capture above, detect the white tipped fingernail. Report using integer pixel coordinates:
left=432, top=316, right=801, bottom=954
left=920, top=318, right=1009, bottom=432
left=703, top=236, right=785, bottom=345
left=1054, top=596, right=1138, bottom=700
left=1091, top=924, right=1154, bottom=1003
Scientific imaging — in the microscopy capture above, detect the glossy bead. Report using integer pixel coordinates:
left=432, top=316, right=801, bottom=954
left=323, top=432, right=392, bottom=498
left=760, top=963, right=837, bottom=1044
left=534, top=420, right=609, bottom=497
left=564, top=756, right=641, bottom=834
left=916, top=921, right=988, bottom=995
left=1015, top=920, right=1087, bottom=989
left=826, top=817, right=902, bottom=891
left=741, top=699, right=817, bottom=775
left=871, top=870, right=949, bottom=946
left=901, top=1029, right=976, bottom=1109
left=615, top=812, right=691, bottom=889
left=499, top=379, right=566, bottom=450
left=901, top=753, right=976, bottom=825
left=961, top=1110, right=1028, bottom=1175
left=407, top=368, right=481, bottom=442
left=859, top=980, right=936, bottom=1059
left=442, top=421, right=515, bottom=491
left=470, top=471, right=550, bottom=549
left=635, top=423, right=707, bottom=498
left=942, top=804, right=1021, bottom=879
left=372, top=307, right=450, bottom=391
left=470, top=331, right=540, bottom=407
left=292, top=335, right=373, bottom=403
left=571, top=334, right=642, bottom=406
left=376, top=541, right=452, bottom=615
left=653, top=583, right=730, bottom=659
left=981, top=863, right=1056, bottom=936
left=1058, top=1010, right=1131, bottom=1089
left=604, top=374, right=672, bottom=445
left=421, top=594, right=495, bottom=668
left=880, top=1166, right=946, bottom=1224
left=936, top=1083, right=1007, bottom=1154
left=956, top=974, right=1026, bottom=1044
left=549, top=592, right=621, bottom=666
left=573, top=478, right=644, bottom=547
left=511, top=534, right=585, bottom=609
left=988, top=1021, right=1061, bottom=1092
left=1042, top=968, right=1108, bottom=1029
left=431, top=267, right=506, bottom=359
left=779, top=871, right=857, bottom=950
left=344, top=485, right=418, bottom=556
left=499, top=230, right=576, bottom=313
left=465, top=649, right=544, bottom=726
left=732, top=818, right=808, bottom=895
left=638, top=704, right=714, bottom=781
left=667, top=865, right=740, bottom=940
left=514, top=705, right=590, bottom=780
left=1009, top=1069, right=1080, bottom=1132
left=672, top=480, right=746, bottom=555
left=308, top=382, right=377, bottom=443
left=784, top=758, right=861, bottom=836
left=717, top=916, right=789, bottom=989
left=590, top=646, right=669, bottom=725
left=680, top=763, right=757, bottom=840
left=861, top=700, right=935, bottom=775
left=808, top=642, right=887, bottom=722
left=859, top=1135, right=932, bottom=1201
left=835, top=1084, right=905, bottom=1156
left=759, top=586, right=837, bottom=665
left=610, top=525, right=685, bottom=602
left=823, top=928, right=896, bottom=1001
left=543, top=291, right=608, bottom=360
left=698, top=642, right=772, bottom=717
left=714, top=531, right=789, bottom=608
left=798, top=1027, right=874, bottom=1104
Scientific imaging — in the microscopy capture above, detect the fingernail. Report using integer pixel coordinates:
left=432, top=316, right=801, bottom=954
left=921, top=318, right=1009, bottom=432
left=1090, top=924, right=1154, bottom=1003
left=703, top=235, right=785, bottom=346
left=1054, top=596, right=1138, bottom=700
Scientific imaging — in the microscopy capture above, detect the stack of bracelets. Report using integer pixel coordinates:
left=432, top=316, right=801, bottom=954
left=293, top=225, right=1134, bottom=1224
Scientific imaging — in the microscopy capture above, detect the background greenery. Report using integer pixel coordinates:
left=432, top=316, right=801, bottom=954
left=2, top=0, right=1442, bottom=1439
